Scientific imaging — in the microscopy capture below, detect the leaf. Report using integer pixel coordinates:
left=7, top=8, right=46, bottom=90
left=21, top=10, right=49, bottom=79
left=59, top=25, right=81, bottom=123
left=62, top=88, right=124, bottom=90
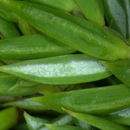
left=118, top=0, right=130, bottom=39
left=0, top=17, right=19, bottom=38
left=24, top=112, right=49, bottom=130
left=106, top=107, right=130, bottom=126
left=64, top=109, right=128, bottom=130
left=4, top=100, right=47, bottom=111
left=0, top=73, right=43, bottom=96
left=45, top=124, right=85, bottom=130
left=0, top=107, right=18, bottom=130
left=103, top=0, right=127, bottom=38
left=24, top=113, right=73, bottom=130
left=103, top=59, right=130, bottom=87
left=25, top=84, right=130, bottom=114
left=0, top=34, right=75, bottom=60
left=75, top=0, right=104, bottom=25
left=0, top=55, right=111, bottom=84
left=24, top=0, right=78, bottom=12
left=2, top=0, right=130, bottom=60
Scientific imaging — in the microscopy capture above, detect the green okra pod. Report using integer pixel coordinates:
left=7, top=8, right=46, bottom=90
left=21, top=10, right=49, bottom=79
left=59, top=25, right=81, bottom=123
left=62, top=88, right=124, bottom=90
left=1, top=0, right=130, bottom=60
left=0, top=34, right=75, bottom=60
left=0, top=55, right=111, bottom=84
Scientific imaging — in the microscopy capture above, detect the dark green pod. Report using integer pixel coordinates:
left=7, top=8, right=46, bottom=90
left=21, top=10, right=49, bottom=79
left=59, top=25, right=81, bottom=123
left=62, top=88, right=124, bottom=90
left=1, top=0, right=130, bottom=60
left=0, top=34, right=75, bottom=60
left=0, top=55, right=111, bottom=84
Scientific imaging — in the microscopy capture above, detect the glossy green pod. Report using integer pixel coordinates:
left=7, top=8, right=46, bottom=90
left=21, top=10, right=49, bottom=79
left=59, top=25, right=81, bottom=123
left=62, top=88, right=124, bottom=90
left=64, top=109, right=128, bottom=130
left=106, top=107, right=130, bottom=126
left=46, top=124, right=85, bottom=130
left=103, top=0, right=128, bottom=38
left=24, top=0, right=78, bottom=12
left=103, top=59, right=130, bottom=87
left=75, top=0, right=104, bottom=25
left=0, top=107, right=18, bottom=130
left=24, top=84, right=130, bottom=114
left=0, top=17, right=19, bottom=38
left=1, top=0, right=130, bottom=60
left=0, top=55, right=111, bottom=84
left=0, top=34, right=75, bottom=60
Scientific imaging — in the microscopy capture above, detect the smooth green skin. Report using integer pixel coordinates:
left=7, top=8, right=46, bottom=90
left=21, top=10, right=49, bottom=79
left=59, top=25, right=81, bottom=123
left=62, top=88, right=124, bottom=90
left=0, top=107, right=18, bottom=130
left=24, top=112, right=50, bottom=130
left=0, top=34, right=75, bottom=60
left=0, top=17, right=19, bottom=38
left=65, top=109, right=128, bottom=130
left=46, top=124, right=85, bottom=130
left=106, top=107, right=130, bottom=126
left=103, top=0, right=128, bottom=38
left=26, top=84, right=130, bottom=114
left=0, top=55, right=111, bottom=84
left=103, top=59, right=130, bottom=87
left=75, top=0, right=104, bottom=25
left=24, top=0, right=78, bottom=12
left=2, top=0, right=130, bottom=61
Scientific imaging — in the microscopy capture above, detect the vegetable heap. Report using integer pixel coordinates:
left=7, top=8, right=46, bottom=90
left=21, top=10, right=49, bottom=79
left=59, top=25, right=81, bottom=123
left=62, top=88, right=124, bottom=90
left=0, top=0, right=130, bottom=130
